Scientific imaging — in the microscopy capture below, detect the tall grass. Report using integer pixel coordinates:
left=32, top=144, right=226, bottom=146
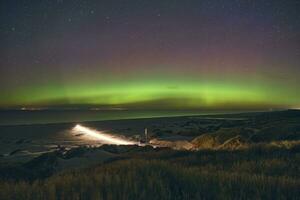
left=1, top=158, right=299, bottom=200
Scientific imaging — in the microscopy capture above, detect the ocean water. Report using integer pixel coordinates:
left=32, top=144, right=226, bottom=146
left=0, top=110, right=244, bottom=126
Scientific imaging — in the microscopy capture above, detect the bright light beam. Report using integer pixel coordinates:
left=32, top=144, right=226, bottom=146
left=72, top=124, right=137, bottom=145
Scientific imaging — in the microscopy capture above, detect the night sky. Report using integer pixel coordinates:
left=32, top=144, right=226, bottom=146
left=0, top=0, right=299, bottom=110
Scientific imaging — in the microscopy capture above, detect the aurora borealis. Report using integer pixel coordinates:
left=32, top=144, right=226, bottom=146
left=1, top=0, right=299, bottom=110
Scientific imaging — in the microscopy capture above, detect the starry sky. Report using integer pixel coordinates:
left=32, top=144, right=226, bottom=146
left=0, top=0, right=299, bottom=110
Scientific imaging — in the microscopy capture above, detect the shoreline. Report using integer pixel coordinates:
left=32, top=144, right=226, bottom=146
left=0, top=109, right=271, bottom=127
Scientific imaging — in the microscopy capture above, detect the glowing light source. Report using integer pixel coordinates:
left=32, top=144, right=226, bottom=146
left=72, top=124, right=137, bottom=145
left=2, top=76, right=299, bottom=109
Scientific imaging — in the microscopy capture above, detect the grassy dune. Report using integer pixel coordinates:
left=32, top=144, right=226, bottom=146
left=1, top=110, right=300, bottom=199
left=1, top=145, right=300, bottom=200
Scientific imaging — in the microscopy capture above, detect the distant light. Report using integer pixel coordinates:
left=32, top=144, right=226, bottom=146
left=73, top=124, right=137, bottom=145
left=20, top=107, right=44, bottom=111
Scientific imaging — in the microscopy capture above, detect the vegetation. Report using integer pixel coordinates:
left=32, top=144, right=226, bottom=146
left=1, top=144, right=300, bottom=200
left=1, top=110, right=300, bottom=199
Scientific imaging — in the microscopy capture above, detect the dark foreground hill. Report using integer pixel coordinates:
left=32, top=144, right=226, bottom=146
left=1, top=145, right=300, bottom=200
left=0, top=110, right=300, bottom=199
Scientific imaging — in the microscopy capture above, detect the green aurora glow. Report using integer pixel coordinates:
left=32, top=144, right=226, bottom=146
left=1, top=73, right=299, bottom=109
left=1, top=1, right=299, bottom=110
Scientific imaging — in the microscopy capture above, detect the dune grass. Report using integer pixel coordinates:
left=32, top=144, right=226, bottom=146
left=1, top=145, right=299, bottom=200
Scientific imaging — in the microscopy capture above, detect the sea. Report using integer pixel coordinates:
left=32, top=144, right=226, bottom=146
left=0, top=110, right=246, bottom=126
